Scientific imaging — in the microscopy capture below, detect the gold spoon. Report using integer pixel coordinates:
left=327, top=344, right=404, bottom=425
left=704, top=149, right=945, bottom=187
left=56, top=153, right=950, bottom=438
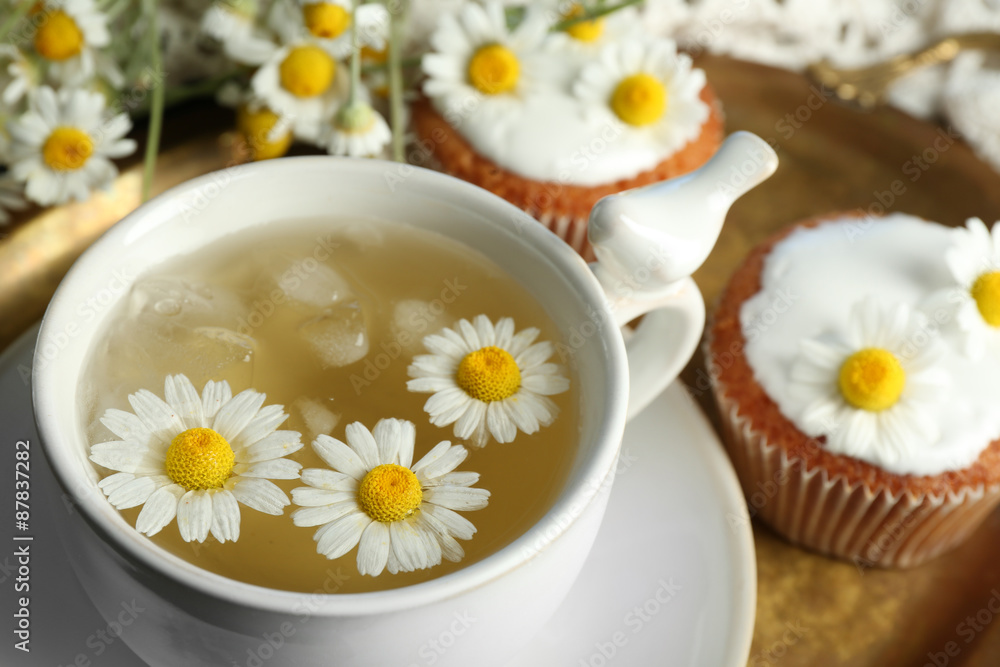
left=807, top=32, right=1000, bottom=108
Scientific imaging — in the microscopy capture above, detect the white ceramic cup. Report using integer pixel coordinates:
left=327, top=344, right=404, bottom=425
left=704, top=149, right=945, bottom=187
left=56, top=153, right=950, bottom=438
left=33, top=134, right=775, bottom=667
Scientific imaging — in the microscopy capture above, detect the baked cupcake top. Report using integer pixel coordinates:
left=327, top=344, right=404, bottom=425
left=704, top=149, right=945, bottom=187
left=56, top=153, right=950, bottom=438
left=740, top=212, right=1000, bottom=476
left=420, top=1, right=710, bottom=186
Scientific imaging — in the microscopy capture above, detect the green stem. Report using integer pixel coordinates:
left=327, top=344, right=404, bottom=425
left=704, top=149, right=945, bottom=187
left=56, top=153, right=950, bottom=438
left=142, top=1, right=165, bottom=202
left=362, top=54, right=421, bottom=74
left=348, top=0, right=361, bottom=107
left=0, top=0, right=34, bottom=44
left=551, top=0, right=643, bottom=31
left=388, top=0, right=406, bottom=162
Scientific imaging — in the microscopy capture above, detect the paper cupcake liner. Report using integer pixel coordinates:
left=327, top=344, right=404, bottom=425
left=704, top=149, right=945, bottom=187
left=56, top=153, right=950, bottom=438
left=417, top=153, right=598, bottom=262
left=534, top=211, right=595, bottom=262
left=711, top=376, right=1000, bottom=569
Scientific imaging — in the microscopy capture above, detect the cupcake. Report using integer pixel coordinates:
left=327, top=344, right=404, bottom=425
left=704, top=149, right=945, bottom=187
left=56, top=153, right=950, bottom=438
left=708, top=212, right=1000, bottom=568
left=414, top=1, right=724, bottom=260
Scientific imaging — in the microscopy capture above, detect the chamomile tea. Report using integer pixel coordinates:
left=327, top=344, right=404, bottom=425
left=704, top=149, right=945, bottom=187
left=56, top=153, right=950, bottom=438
left=79, top=217, right=578, bottom=593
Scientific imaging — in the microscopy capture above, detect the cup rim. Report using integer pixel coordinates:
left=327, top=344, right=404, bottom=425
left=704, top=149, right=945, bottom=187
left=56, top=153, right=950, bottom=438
left=33, top=156, right=630, bottom=616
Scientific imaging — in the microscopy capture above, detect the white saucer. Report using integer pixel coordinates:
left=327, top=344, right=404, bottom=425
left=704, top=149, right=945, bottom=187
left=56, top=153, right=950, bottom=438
left=0, top=326, right=754, bottom=666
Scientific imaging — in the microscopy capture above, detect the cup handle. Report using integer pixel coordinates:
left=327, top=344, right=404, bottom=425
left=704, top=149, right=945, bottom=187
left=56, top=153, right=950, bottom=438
left=591, top=266, right=705, bottom=420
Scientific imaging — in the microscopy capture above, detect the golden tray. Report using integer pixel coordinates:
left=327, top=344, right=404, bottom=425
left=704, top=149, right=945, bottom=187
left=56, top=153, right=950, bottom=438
left=5, top=56, right=1000, bottom=666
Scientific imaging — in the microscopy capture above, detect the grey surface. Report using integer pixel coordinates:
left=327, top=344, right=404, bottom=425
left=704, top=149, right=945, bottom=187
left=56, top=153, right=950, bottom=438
left=0, top=326, right=141, bottom=666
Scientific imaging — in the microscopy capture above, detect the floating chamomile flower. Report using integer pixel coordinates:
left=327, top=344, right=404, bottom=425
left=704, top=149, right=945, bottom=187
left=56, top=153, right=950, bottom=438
left=298, top=0, right=389, bottom=53
left=573, top=38, right=708, bottom=154
left=407, top=315, right=570, bottom=448
left=324, top=100, right=391, bottom=157
left=0, top=176, right=27, bottom=226
left=292, top=418, right=490, bottom=576
left=7, top=86, right=136, bottom=206
left=30, top=0, right=121, bottom=87
left=422, top=1, right=550, bottom=119
left=790, top=297, right=948, bottom=468
left=943, top=217, right=1000, bottom=359
left=89, top=374, right=304, bottom=544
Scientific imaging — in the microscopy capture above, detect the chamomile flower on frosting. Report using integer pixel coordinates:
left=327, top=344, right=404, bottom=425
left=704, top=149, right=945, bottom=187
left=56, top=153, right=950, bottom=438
left=407, top=315, right=570, bottom=448
left=30, top=0, right=119, bottom=86
left=323, top=99, right=391, bottom=157
left=422, top=1, right=550, bottom=118
left=7, top=86, right=136, bottom=206
left=292, top=418, right=489, bottom=576
left=298, top=0, right=390, bottom=53
left=545, top=2, right=642, bottom=52
left=89, top=374, right=304, bottom=544
left=943, top=217, right=1000, bottom=359
left=790, top=297, right=948, bottom=467
left=573, top=38, right=708, bottom=155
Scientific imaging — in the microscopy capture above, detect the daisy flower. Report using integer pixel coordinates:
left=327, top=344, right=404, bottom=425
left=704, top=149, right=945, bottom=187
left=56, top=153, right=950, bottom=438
left=292, top=418, right=490, bottom=576
left=89, top=374, right=304, bottom=544
left=407, top=315, right=570, bottom=448
left=573, top=37, right=709, bottom=156
left=218, top=82, right=294, bottom=161
left=422, top=1, right=551, bottom=119
left=545, top=2, right=642, bottom=52
left=202, top=0, right=259, bottom=43
left=297, top=0, right=390, bottom=54
left=943, top=217, right=1000, bottom=359
left=0, top=175, right=27, bottom=226
left=225, top=4, right=350, bottom=142
left=7, top=86, right=136, bottom=206
left=323, top=99, right=390, bottom=157
left=30, top=0, right=121, bottom=87
left=789, top=297, right=948, bottom=468
left=0, top=45, right=39, bottom=107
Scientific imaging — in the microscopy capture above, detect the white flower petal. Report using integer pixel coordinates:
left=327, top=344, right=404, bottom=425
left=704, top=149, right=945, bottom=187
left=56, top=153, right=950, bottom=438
left=357, top=521, right=390, bottom=576
left=232, top=477, right=289, bottom=515
left=177, top=490, right=213, bottom=543
left=300, top=468, right=357, bottom=492
left=135, top=484, right=184, bottom=536
left=237, top=430, right=303, bottom=463
left=424, top=486, right=490, bottom=512
left=312, top=434, right=369, bottom=480
left=315, top=512, right=370, bottom=559
left=209, top=490, right=242, bottom=543
left=292, top=501, right=358, bottom=528
left=240, top=458, right=302, bottom=479
left=213, top=389, right=267, bottom=441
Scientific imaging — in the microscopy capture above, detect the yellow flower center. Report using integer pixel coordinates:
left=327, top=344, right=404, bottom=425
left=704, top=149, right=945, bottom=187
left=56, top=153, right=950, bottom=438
left=971, top=271, right=1000, bottom=327
left=610, top=73, right=668, bottom=126
left=279, top=45, right=336, bottom=98
left=467, top=44, right=519, bottom=95
left=357, top=464, right=423, bottom=523
left=362, top=45, right=388, bottom=64
left=164, top=427, right=235, bottom=491
left=42, top=127, right=93, bottom=171
left=34, top=10, right=84, bottom=61
left=838, top=348, right=906, bottom=412
left=456, top=345, right=521, bottom=402
left=564, top=4, right=604, bottom=42
left=236, top=105, right=291, bottom=161
left=302, top=2, right=351, bottom=40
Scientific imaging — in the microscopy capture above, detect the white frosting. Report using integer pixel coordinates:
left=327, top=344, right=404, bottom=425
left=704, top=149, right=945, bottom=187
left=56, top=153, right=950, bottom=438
left=429, top=43, right=709, bottom=187
left=740, top=213, right=1000, bottom=476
